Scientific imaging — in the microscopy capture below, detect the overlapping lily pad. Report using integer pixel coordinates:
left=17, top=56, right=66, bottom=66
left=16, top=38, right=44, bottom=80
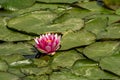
left=50, top=69, right=86, bottom=80
left=21, top=66, right=52, bottom=76
left=0, top=60, right=8, bottom=72
left=51, top=50, right=84, bottom=69
left=36, top=0, right=79, bottom=3
left=72, top=59, right=119, bottom=79
left=103, top=0, right=120, bottom=10
left=0, top=72, right=20, bottom=80
left=61, top=30, right=96, bottom=50
left=84, top=17, right=107, bottom=39
left=97, top=23, right=120, bottom=39
left=23, top=75, right=48, bottom=80
left=0, top=17, right=34, bottom=41
left=1, top=0, right=35, bottom=11
left=83, top=41, right=120, bottom=61
left=8, top=10, right=84, bottom=35
left=0, top=0, right=120, bottom=80
left=0, top=43, right=33, bottom=56
left=100, top=54, right=120, bottom=76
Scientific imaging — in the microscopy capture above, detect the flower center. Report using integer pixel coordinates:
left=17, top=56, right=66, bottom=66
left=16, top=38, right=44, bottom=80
left=46, top=40, right=52, bottom=43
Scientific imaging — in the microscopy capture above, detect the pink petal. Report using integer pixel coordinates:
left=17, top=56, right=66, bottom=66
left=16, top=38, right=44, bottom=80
left=45, top=46, right=51, bottom=53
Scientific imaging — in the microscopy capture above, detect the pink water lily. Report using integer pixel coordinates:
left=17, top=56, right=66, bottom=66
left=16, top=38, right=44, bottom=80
left=34, top=33, right=61, bottom=55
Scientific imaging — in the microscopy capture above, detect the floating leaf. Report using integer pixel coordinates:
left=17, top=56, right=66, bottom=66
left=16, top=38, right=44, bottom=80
left=51, top=50, right=85, bottom=69
left=97, top=23, right=120, bottom=39
left=72, top=59, right=119, bottom=79
left=0, top=17, right=33, bottom=41
left=0, top=43, right=33, bottom=56
left=0, top=54, right=25, bottom=65
left=103, top=0, right=120, bottom=10
left=83, top=41, right=120, bottom=61
left=1, top=0, right=35, bottom=11
left=0, top=60, right=8, bottom=72
left=8, top=10, right=84, bottom=34
left=36, top=0, right=79, bottom=3
left=23, top=75, right=48, bottom=80
left=8, top=68, right=25, bottom=77
left=100, top=54, right=120, bottom=76
left=61, top=30, right=96, bottom=50
left=84, top=17, right=107, bottom=39
left=0, top=72, right=20, bottom=80
left=50, top=69, right=87, bottom=80
left=21, top=67, right=52, bottom=76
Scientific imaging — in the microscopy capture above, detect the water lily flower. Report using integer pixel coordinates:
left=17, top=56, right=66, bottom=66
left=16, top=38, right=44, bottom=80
left=34, top=33, right=61, bottom=55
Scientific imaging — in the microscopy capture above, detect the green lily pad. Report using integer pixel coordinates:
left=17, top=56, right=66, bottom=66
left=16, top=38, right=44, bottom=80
left=0, top=72, right=20, bottom=80
left=36, top=0, right=78, bottom=3
left=72, top=59, right=119, bottom=79
left=54, top=8, right=96, bottom=23
left=50, top=69, right=87, bottom=80
left=8, top=10, right=84, bottom=34
left=0, top=17, right=33, bottom=41
left=0, top=54, right=25, bottom=65
left=23, top=75, right=48, bottom=80
left=21, top=67, right=52, bottom=76
left=0, top=60, right=8, bottom=72
left=61, top=30, right=96, bottom=50
left=10, top=59, right=33, bottom=67
left=13, top=3, right=69, bottom=16
left=85, top=14, right=120, bottom=25
left=33, top=58, right=49, bottom=67
left=1, top=0, right=35, bottom=11
left=51, top=50, right=85, bottom=69
left=75, top=1, right=113, bottom=13
left=100, top=54, right=120, bottom=76
left=83, top=41, right=120, bottom=61
left=8, top=68, right=25, bottom=77
left=103, top=0, right=120, bottom=10
left=97, top=23, right=120, bottom=39
left=75, top=47, right=84, bottom=53
left=0, top=43, right=33, bottom=56
left=84, top=17, right=107, bottom=39
left=115, top=8, right=120, bottom=15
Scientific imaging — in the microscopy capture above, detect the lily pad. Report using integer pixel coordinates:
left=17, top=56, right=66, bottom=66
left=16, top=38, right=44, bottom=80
left=13, top=3, right=69, bottom=16
left=103, top=0, right=120, bottom=10
left=1, top=0, right=35, bottom=11
left=36, top=0, right=79, bottom=3
left=10, top=59, right=33, bottom=67
left=83, top=41, right=120, bottom=61
left=84, top=17, right=107, bottom=39
left=0, top=17, right=33, bottom=41
left=0, top=60, right=8, bottom=72
left=0, top=54, right=25, bottom=65
left=8, top=10, right=84, bottom=34
left=61, top=30, right=96, bottom=50
left=100, top=54, right=120, bottom=76
left=75, top=1, right=113, bottom=13
left=33, top=58, right=49, bottom=67
left=0, top=43, right=33, bottom=56
left=21, top=67, right=52, bottom=76
left=50, top=69, right=87, bottom=80
left=97, top=23, right=120, bottom=39
left=85, top=14, right=120, bottom=25
left=8, top=68, right=25, bottom=77
left=51, top=50, right=85, bottom=69
left=0, top=72, right=20, bottom=80
left=72, top=59, right=119, bottom=79
left=23, top=75, right=48, bottom=80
